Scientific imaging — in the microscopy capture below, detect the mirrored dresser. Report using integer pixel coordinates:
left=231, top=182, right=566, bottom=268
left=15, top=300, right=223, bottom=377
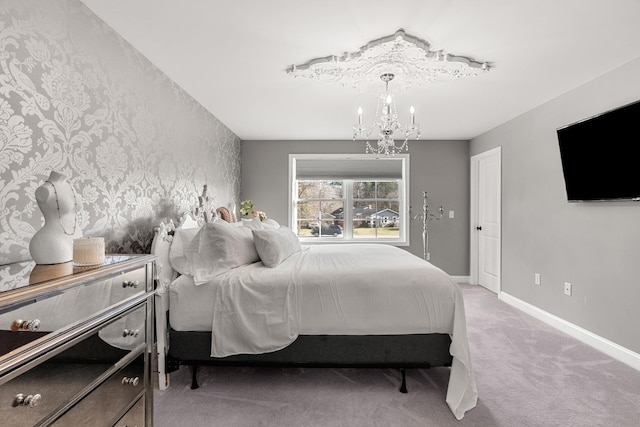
left=0, top=255, right=155, bottom=427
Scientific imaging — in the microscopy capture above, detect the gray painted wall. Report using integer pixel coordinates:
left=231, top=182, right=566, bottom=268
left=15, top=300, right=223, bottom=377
left=470, top=58, right=640, bottom=354
left=241, top=139, right=470, bottom=276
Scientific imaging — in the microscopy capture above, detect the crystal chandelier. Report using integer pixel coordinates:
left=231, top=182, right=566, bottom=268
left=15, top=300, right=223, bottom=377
left=353, top=72, right=419, bottom=155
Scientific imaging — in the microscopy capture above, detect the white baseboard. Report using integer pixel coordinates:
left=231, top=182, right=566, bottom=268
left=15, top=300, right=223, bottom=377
left=499, top=291, right=640, bottom=372
left=451, top=276, right=470, bottom=284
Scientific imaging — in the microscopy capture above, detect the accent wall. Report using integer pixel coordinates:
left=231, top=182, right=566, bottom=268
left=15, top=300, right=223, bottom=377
left=0, top=0, right=241, bottom=265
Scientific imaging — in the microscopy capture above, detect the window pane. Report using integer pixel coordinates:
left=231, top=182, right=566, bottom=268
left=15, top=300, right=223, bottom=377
left=297, top=201, right=319, bottom=221
left=352, top=201, right=376, bottom=239
left=353, top=181, right=376, bottom=199
left=313, top=201, right=344, bottom=237
left=374, top=201, right=400, bottom=239
left=320, top=201, right=343, bottom=219
left=376, top=200, right=400, bottom=217
left=351, top=200, right=400, bottom=239
left=377, top=181, right=398, bottom=199
left=297, top=220, right=314, bottom=236
left=296, top=201, right=316, bottom=236
left=298, top=180, right=342, bottom=199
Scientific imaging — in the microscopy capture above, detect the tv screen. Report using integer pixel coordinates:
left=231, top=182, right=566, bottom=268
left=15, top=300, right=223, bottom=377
left=557, top=99, right=640, bottom=202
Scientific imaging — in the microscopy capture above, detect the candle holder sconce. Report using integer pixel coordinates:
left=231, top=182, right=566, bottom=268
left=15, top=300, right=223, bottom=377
left=194, top=185, right=215, bottom=224
left=411, top=191, right=444, bottom=261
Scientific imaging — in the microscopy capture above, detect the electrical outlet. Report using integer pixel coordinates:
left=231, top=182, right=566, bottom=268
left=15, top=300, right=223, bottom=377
left=449, top=210, right=455, bottom=219
left=564, top=282, right=572, bottom=296
left=534, top=273, right=541, bottom=286
left=426, top=252, right=431, bottom=261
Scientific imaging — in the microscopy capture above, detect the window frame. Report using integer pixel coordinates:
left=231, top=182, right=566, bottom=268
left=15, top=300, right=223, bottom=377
left=288, top=153, right=410, bottom=246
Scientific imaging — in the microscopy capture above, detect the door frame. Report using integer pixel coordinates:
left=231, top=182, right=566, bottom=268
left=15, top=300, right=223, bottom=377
left=470, top=146, right=502, bottom=289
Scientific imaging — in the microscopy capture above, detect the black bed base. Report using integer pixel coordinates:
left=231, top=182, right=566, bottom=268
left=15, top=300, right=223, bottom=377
left=167, top=329, right=453, bottom=392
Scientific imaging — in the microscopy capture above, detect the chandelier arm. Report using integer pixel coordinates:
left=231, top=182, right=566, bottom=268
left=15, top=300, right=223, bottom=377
left=354, top=72, right=418, bottom=155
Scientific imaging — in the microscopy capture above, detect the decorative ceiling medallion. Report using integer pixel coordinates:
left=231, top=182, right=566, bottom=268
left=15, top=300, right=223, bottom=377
left=286, top=29, right=490, bottom=93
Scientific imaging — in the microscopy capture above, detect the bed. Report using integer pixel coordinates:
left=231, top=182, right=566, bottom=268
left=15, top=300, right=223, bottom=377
left=152, top=213, right=477, bottom=420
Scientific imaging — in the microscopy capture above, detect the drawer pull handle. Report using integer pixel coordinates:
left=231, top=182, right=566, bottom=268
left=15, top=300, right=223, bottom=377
left=10, top=319, right=41, bottom=332
left=122, top=280, right=140, bottom=288
left=13, top=393, right=41, bottom=407
left=122, top=328, right=139, bottom=337
left=121, top=376, right=140, bottom=387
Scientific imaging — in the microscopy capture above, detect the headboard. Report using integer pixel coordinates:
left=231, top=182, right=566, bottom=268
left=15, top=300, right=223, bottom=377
left=152, top=211, right=202, bottom=391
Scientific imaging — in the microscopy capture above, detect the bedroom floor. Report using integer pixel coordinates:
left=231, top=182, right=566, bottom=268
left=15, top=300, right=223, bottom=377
left=153, top=284, right=640, bottom=427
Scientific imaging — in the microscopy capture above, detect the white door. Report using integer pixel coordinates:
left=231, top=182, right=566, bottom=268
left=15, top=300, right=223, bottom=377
left=471, top=147, right=501, bottom=293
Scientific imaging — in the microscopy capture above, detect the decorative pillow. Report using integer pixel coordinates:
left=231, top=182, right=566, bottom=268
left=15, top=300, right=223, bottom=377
left=261, top=218, right=280, bottom=229
left=252, top=227, right=301, bottom=268
left=242, top=218, right=264, bottom=230
left=216, top=206, right=236, bottom=223
left=185, top=220, right=260, bottom=285
left=168, top=227, right=200, bottom=275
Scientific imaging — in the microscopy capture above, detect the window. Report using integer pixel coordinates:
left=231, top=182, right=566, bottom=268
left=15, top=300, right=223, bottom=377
left=289, top=154, right=409, bottom=245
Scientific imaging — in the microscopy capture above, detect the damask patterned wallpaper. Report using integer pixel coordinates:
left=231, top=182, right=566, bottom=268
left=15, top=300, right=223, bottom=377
left=0, top=0, right=241, bottom=264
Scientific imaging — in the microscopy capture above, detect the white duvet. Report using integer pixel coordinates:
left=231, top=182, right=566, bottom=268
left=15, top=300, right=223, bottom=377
left=200, top=243, right=477, bottom=420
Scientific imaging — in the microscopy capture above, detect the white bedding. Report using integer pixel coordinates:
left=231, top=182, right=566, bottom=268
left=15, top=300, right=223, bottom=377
left=171, top=243, right=477, bottom=420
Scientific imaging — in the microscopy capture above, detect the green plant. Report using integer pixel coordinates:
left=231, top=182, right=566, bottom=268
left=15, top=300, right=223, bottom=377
left=240, top=200, right=254, bottom=216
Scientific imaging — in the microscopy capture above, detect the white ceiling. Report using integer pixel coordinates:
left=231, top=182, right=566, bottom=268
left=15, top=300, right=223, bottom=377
left=80, top=0, right=640, bottom=141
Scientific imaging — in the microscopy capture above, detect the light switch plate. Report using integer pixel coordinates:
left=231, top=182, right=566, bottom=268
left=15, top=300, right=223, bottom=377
left=564, top=282, right=572, bottom=296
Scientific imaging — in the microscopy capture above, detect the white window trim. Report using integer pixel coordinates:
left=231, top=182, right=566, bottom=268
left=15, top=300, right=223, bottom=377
left=288, top=153, right=410, bottom=246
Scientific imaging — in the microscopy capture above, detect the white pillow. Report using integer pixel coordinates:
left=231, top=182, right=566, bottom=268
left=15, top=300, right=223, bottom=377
left=261, top=218, right=280, bottom=229
left=168, top=227, right=200, bottom=275
left=242, top=218, right=264, bottom=230
left=252, top=227, right=301, bottom=268
left=185, top=220, right=260, bottom=285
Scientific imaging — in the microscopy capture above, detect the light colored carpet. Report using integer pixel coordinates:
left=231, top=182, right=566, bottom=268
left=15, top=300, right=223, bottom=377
left=154, top=284, right=640, bottom=426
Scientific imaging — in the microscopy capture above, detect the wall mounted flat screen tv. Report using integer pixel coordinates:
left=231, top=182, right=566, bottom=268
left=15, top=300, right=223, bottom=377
left=557, top=99, right=640, bottom=202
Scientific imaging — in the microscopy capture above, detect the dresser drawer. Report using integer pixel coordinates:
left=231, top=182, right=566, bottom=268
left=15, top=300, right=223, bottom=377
left=0, top=304, right=146, bottom=427
left=0, top=266, right=146, bottom=360
left=114, top=395, right=145, bottom=427
left=0, top=362, right=110, bottom=427
left=51, top=354, right=146, bottom=426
